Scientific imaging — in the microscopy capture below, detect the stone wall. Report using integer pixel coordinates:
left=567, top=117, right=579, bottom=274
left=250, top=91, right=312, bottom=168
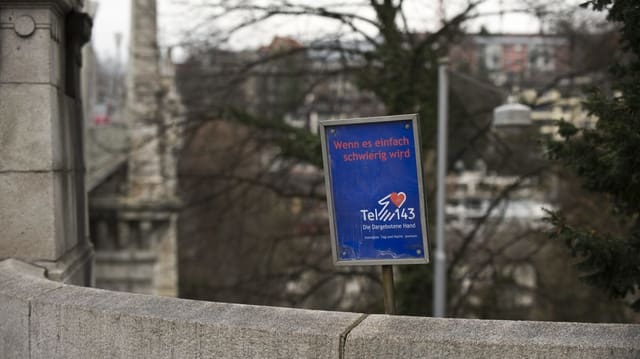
left=1, top=258, right=639, bottom=358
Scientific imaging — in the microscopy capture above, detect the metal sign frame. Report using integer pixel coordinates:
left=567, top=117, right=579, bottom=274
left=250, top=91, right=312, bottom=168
left=320, top=114, right=430, bottom=266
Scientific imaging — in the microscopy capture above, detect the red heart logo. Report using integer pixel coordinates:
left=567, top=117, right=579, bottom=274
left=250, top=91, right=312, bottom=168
left=390, top=192, right=406, bottom=208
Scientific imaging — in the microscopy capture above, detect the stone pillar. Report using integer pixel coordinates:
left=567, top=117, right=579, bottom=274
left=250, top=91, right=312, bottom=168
left=0, top=0, right=94, bottom=285
left=126, top=0, right=164, bottom=200
left=114, top=0, right=179, bottom=297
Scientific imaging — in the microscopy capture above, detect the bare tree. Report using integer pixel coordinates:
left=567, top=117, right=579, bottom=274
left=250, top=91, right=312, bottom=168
left=165, top=0, right=637, bottom=321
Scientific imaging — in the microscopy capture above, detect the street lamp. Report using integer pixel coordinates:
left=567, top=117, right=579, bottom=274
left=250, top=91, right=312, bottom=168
left=493, top=96, right=532, bottom=127
left=433, top=69, right=532, bottom=317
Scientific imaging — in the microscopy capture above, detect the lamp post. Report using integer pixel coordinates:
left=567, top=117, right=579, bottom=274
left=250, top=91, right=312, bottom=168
left=433, top=57, right=449, bottom=318
left=433, top=67, right=532, bottom=317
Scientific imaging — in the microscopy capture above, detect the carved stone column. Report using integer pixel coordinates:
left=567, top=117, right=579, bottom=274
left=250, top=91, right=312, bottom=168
left=0, top=0, right=94, bottom=285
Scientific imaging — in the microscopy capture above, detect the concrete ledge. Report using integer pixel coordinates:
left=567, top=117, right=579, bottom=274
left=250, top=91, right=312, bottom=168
left=345, top=314, right=640, bottom=358
left=1, top=258, right=640, bottom=359
left=0, top=259, right=360, bottom=358
left=0, top=260, right=63, bottom=359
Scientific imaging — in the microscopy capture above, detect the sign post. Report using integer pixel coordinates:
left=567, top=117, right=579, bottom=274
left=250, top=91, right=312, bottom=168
left=381, top=265, right=395, bottom=314
left=320, top=114, right=430, bottom=314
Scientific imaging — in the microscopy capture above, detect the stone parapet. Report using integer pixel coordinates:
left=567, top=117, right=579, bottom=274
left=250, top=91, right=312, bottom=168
left=1, top=258, right=639, bottom=358
left=345, top=313, right=640, bottom=358
left=0, top=259, right=359, bottom=358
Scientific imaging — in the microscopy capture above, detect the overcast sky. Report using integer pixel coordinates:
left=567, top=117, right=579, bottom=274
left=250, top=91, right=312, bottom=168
left=91, top=0, right=584, bottom=64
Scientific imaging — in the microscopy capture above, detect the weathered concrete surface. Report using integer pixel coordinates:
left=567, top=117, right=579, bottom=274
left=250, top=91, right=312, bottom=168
left=30, top=287, right=360, bottom=358
left=0, top=8, right=62, bottom=86
left=2, top=258, right=640, bottom=358
left=345, top=314, right=640, bottom=358
left=0, top=84, right=61, bottom=171
left=0, top=259, right=64, bottom=359
left=0, top=259, right=360, bottom=358
left=35, top=243, right=94, bottom=284
left=0, top=172, right=59, bottom=260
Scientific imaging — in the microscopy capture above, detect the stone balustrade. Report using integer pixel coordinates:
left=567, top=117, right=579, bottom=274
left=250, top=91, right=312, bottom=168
left=1, top=258, right=639, bottom=358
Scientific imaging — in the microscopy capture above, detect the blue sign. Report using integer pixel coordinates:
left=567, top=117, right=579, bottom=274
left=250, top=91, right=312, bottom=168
left=320, top=114, right=430, bottom=266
